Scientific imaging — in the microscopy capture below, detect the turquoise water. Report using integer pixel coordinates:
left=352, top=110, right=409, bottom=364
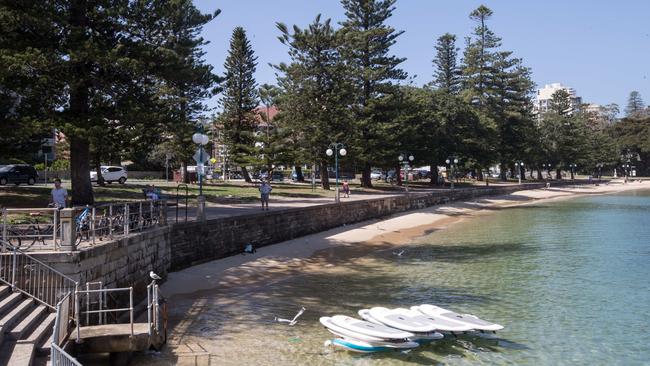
left=143, top=189, right=650, bottom=365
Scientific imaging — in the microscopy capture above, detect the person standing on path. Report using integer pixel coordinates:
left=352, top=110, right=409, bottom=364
left=342, top=180, right=350, bottom=198
left=49, top=178, right=68, bottom=208
left=259, top=180, right=272, bottom=210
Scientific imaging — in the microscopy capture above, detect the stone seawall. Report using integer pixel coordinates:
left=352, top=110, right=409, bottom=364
left=34, top=183, right=553, bottom=305
left=168, top=183, right=548, bottom=270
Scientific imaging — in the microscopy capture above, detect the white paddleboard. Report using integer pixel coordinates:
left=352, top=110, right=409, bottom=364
left=359, top=309, right=444, bottom=342
left=414, top=304, right=504, bottom=331
left=367, top=307, right=450, bottom=333
left=321, top=316, right=414, bottom=340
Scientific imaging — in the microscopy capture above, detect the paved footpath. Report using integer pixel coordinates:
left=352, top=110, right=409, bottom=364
left=167, top=182, right=532, bottom=222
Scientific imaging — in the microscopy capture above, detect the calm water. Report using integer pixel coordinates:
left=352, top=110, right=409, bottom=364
left=147, top=189, right=650, bottom=366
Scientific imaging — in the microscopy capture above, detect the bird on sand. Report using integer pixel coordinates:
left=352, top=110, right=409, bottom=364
left=149, top=271, right=162, bottom=280
left=393, top=250, right=405, bottom=257
left=275, top=307, right=306, bottom=326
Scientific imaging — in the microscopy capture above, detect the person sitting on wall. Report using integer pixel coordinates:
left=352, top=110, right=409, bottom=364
left=146, top=185, right=160, bottom=200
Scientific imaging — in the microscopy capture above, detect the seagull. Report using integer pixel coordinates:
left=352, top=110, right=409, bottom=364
left=274, top=307, right=306, bottom=326
left=149, top=271, right=162, bottom=280
left=393, top=250, right=405, bottom=257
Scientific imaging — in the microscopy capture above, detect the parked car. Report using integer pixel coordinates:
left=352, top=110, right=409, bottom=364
left=370, top=171, right=382, bottom=180
left=0, top=164, right=39, bottom=186
left=271, top=171, right=284, bottom=182
left=90, top=166, right=128, bottom=184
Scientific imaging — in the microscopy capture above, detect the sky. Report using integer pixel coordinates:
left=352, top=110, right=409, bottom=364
left=193, top=0, right=650, bottom=113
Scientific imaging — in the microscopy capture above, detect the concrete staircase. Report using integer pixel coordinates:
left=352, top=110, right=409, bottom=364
left=0, top=285, right=56, bottom=366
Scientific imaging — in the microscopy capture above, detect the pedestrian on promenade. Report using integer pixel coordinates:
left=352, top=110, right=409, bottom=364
left=342, top=180, right=350, bottom=198
left=49, top=178, right=68, bottom=208
left=146, top=185, right=160, bottom=200
left=259, top=180, right=272, bottom=210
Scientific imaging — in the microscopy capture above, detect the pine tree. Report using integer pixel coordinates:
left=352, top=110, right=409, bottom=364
left=339, top=0, right=407, bottom=187
left=432, top=33, right=460, bottom=93
left=274, top=15, right=354, bottom=189
left=461, top=5, right=501, bottom=108
left=220, top=27, right=259, bottom=183
left=625, top=91, right=645, bottom=117
left=548, top=89, right=573, bottom=115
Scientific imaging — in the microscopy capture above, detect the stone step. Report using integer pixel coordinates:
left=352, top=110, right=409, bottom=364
left=5, top=341, right=35, bottom=366
left=0, top=285, right=10, bottom=298
left=0, top=292, right=22, bottom=316
left=22, top=312, right=56, bottom=352
left=8, top=304, right=47, bottom=341
left=0, top=297, right=34, bottom=331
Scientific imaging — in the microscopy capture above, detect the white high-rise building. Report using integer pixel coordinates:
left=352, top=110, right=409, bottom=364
left=534, top=83, right=582, bottom=115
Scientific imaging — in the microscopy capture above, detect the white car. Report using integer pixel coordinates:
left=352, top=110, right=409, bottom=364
left=90, top=166, right=128, bottom=184
left=370, top=171, right=382, bottom=180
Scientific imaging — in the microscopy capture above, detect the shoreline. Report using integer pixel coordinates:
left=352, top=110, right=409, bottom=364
left=161, top=180, right=649, bottom=300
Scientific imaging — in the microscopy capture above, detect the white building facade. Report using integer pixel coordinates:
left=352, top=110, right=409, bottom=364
left=534, top=83, right=582, bottom=115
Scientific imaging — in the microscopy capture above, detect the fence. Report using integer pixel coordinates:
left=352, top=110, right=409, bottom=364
left=0, top=239, right=78, bottom=308
left=75, top=286, right=134, bottom=342
left=1, top=199, right=166, bottom=251
left=51, top=293, right=82, bottom=366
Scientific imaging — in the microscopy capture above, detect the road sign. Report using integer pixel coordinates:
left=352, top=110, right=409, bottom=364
left=193, top=147, right=210, bottom=164
left=209, top=157, right=217, bottom=165
left=197, top=163, right=205, bottom=175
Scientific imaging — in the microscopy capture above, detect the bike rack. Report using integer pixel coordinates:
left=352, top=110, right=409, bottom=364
left=176, top=184, right=189, bottom=223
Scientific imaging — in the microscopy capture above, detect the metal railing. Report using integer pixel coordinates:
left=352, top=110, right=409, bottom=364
left=51, top=343, right=83, bottom=366
left=0, top=240, right=78, bottom=309
left=147, top=280, right=165, bottom=336
left=1, top=199, right=166, bottom=251
left=52, top=291, right=74, bottom=346
left=1, top=208, right=60, bottom=250
left=75, top=286, right=134, bottom=342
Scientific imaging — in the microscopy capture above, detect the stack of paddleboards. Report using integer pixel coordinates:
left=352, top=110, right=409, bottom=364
left=321, top=304, right=503, bottom=353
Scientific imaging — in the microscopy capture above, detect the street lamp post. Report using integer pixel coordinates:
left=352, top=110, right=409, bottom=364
left=515, top=161, right=524, bottom=185
left=192, top=126, right=209, bottom=221
left=398, top=153, right=415, bottom=193
left=596, top=163, right=603, bottom=183
left=542, top=163, right=551, bottom=180
left=326, top=143, right=347, bottom=203
left=623, top=163, right=631, bottom=182
left=445, top=157, right=459, bottom=190
left=569, top=163, right=577, bottom=181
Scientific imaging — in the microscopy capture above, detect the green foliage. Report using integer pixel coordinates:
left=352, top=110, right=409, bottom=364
left=432, top=33, right=461, bottom=93
left=339, top=0, right=407, bottom=186
left=625, top=91, right=646, bottom=118
left=220, top=27, right=259, bottom=179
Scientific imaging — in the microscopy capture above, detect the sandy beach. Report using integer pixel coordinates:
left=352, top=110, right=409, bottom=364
left=161, top=179, right=649, bottom=299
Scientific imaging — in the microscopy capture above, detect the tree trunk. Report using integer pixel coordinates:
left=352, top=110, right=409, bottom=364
left=537, top=168, right=543, bottom=180
left=320, top=161, right=330, bottom=190
left=477, top=169, right=484, bottom=181
left=94, top=153, right=105, bottom=187
left=429, top=164, right=438, bottom=185
left=396, top=164, right=402, bottom=186
left=70, top=136, right=94, bottom=205
left=360, top=162, right=372, bottom=188
left=241, top=166, right=252, bottom=183
left=181, top=162, right=189, bottom=184
left=520, top=166, right=526, bottom=181
left=499, top=163, right=507, bottom=181
left=294, top=165, right=304, bottom=182
left=556, top=168, right=562, bottom=180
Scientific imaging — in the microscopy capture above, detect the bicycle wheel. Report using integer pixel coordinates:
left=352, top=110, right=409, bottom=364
left=5, top=228, right=22, bottom=248
left=21, top=225, right=39, bottom=250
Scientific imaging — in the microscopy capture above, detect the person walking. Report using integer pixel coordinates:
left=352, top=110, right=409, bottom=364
left=342, top=180, right=350, bottom=198
left=49, top=178, right=68, bottom=208
left=259, top=180, right=272, bottom=210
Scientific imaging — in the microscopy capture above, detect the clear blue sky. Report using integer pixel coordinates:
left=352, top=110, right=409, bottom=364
left=194, top=0, right=650, bottom=113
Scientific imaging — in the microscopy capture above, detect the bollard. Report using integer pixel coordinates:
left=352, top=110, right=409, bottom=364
left=59, top=208, right=76, bottom=251
left=197, top=195, right=206, bottom=223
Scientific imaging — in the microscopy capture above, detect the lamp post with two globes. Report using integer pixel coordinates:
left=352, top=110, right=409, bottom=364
left=515, top=161, right=525, bottom=185
left=326, top=143, right=347, bottom=202
left=398, top=153, right=415, bottom=193
left=445, top=157, right=459, bottom=190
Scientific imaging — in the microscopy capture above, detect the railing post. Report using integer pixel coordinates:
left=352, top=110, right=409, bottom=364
left=108, top=204, right=113, bottom=239
left=124, top=204, right=129, bottom=235
left=2, top=208, right=7, bottom=244
left=53, top=209, right=58, bottom=247
left=139, top=202, right=143, bottom=230
left=159, top=200, right=167, bottom=226
left=75, top=284, right=81, bottom=343
left=11, top=246, right=17, bottom=290
left=91, top=207, right=96, bottom=246
left=147, top=284, right=152, bottom=336
left=129, top=287, right=134, bottom=337
left=59, top=208, right=76, bottom=251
